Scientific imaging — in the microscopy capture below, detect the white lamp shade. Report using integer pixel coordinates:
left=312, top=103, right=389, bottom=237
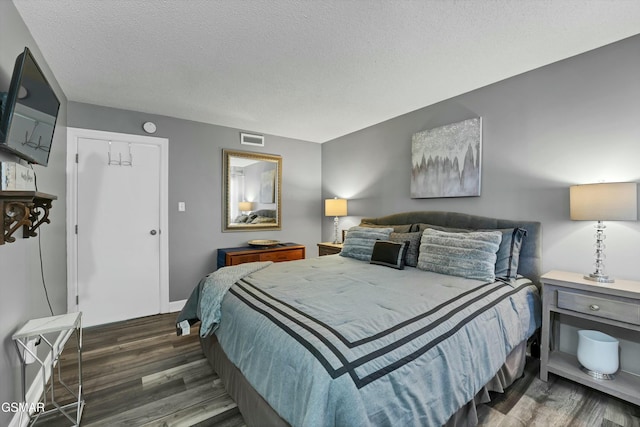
left=570, top=182, right=637, bottom=221
left=325, top=198, right=347, bottom=217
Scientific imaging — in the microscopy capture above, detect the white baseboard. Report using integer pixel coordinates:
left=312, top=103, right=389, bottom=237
left=169, top=299, right=187, bottom=312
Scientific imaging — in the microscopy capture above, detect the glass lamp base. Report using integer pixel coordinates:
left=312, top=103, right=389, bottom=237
left=584, top=273, right=614, bottom=284
left=580, top=365, right=615, bottom=380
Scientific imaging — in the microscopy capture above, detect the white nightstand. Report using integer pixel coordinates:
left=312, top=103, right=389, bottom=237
left=12, top=312, right=84, bottom=425
left=540, top=271, right=640, bottom=406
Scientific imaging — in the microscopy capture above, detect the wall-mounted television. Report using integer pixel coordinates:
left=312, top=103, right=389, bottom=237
left=0, top=47, right=60, bottom=166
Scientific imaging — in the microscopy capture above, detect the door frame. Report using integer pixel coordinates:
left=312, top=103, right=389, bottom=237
left=66, top=127, right=169, bottom=315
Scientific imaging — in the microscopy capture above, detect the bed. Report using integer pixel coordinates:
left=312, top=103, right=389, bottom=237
left=178, top=211, right=542, bottom=426
left=232, top=209, right=277, bottom=225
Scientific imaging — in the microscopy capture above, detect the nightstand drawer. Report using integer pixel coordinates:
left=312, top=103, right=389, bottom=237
left=317, top=242, right=343, bottom=256
left=557, top=290, right=640, bottom=325
left=319, top=246, right=338, bottom=256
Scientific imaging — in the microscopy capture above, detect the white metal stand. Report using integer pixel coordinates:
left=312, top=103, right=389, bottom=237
left=12, top=312, right=84, bottom=426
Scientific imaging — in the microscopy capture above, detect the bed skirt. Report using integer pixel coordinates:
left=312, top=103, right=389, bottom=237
left=200, top=335, right=527, bottom=427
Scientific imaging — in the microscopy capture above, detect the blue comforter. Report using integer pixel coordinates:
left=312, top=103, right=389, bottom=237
left=181, top=255, right=540, bottom=426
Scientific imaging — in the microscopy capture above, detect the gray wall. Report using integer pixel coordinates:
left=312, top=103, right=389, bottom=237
left=322, top=34, right=640, bottom=283
left=67, top=102, right=322, bottom=301
left=0, top=2, right=68, bottom=424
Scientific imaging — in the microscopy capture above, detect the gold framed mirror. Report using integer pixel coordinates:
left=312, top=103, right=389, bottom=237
left=223, top=149, right=282, bottom=231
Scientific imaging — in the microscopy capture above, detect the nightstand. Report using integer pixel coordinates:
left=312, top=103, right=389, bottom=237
left=317, top=242, right=343, bottom=256
left=540, top=270, right=640, bottom=406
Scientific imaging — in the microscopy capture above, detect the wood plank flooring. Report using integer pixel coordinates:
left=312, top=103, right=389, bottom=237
left=477, top=358, right=640, bottom=427
left=41, top=313, right=244, bottom=427
left=41, top=313, right=639, bottom=426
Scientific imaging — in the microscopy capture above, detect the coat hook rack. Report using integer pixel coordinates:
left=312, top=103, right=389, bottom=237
left=19, top=121, right=49, bottom=152
left=107, top=141, right=133, bottom=167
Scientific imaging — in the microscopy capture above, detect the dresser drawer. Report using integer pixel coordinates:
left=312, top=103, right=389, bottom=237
left=227, top=254, right=260, bottom=265
left=557, top=290, right=640, bottom=326
left=219, top=244, right=305, bottom=268
left=259, top=248, right=304, bottom=262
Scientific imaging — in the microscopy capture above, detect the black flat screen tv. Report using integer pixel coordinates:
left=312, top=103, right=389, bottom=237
left=0, top=47, right=60, bottom=166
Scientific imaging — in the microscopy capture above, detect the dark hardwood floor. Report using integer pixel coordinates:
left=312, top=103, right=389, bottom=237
left=42, top=313, right=638, bottom=426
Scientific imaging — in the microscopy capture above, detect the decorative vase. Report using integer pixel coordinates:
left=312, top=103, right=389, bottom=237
left=577, top=330, right=619, bottom=379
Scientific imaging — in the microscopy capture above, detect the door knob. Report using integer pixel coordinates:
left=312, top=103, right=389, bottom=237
left=150, top=230, right=157, bottom=235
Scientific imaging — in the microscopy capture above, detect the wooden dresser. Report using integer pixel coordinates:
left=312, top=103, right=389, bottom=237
left=217, top=243, right=305, bottom=269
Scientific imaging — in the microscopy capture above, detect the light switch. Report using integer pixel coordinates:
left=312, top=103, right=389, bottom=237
left=178, top=202, right=186, bottom=212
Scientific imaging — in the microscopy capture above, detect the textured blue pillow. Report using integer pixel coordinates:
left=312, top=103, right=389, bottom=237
left=414, top=223, right=526, bottom=279
left=340, top=226, right=393, bottom=261
left=417, top=228, right=502, bottom=281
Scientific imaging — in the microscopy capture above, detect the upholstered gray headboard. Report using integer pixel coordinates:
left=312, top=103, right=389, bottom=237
left=360, top=211, right=542, bottom=285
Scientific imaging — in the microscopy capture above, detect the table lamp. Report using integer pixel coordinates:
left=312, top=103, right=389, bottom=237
left=238, top=201, right=254, bottom=214
left=325, top=198, right=348, bottom=244
left=570, top=182, right=637, bottom=283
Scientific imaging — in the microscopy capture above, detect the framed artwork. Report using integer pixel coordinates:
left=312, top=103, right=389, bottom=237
left=411, top=117, right=482, bottom=198
left=260, top=169, right=276, bottom=203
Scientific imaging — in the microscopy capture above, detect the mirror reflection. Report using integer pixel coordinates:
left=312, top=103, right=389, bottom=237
left=223, top=149, right=282, bottom=231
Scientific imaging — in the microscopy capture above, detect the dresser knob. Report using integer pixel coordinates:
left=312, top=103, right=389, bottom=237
left=589, top=304, right=600, bottom=311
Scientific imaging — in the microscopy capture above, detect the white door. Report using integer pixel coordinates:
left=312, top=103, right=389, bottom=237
left=68, top=129, right=168, bottom=327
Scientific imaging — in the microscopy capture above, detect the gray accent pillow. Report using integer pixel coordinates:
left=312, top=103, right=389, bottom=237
left=390, top=232, right=421, bottom=267
left=360, top=223, right=412, bottom=233
left=417, top=228, right=502, bottom=281
left=340, top=226, right=394, bottom=261
left=413, top=223, right=453, bottom=233
left=250, top=216, right=276, bottom=224
left=494, top=228, right=527, bottom=280
left=233, top=214, right=249, bottom=223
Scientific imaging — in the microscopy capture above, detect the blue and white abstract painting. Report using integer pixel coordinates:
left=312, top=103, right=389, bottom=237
left=411, top=117, right=482, bottom=198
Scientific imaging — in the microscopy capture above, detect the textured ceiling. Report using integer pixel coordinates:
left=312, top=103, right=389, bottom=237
left=12, top=0, right=640, bottom=143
